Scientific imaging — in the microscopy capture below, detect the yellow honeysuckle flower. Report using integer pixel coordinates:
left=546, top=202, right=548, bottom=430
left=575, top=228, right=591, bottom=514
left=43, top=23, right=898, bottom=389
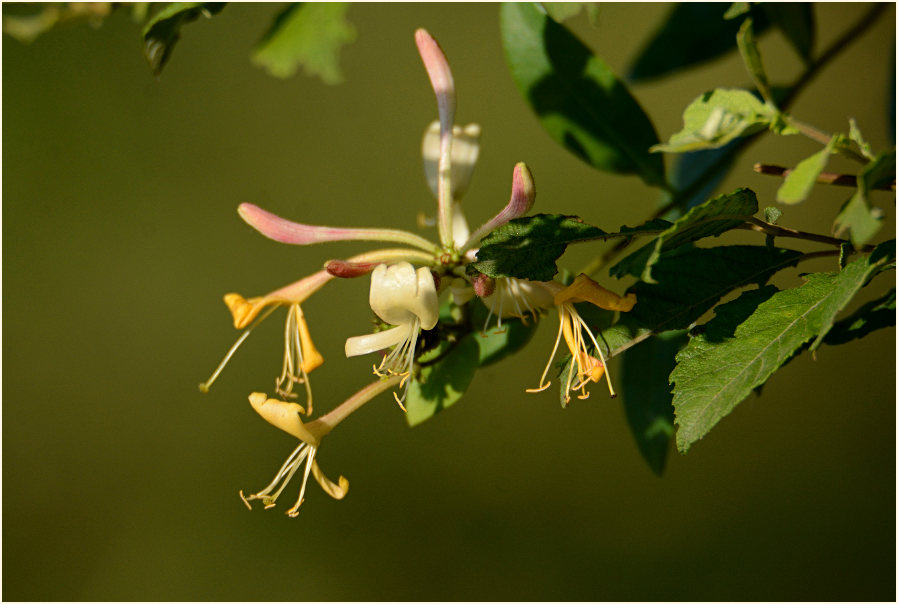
left=527, top=274, right=636, bottom=404
left=240, top=393, right=348, bottom=517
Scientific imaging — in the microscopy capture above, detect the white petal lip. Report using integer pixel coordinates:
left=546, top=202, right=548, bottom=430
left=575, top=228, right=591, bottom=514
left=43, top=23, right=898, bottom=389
left=344, top=324, right=412, bottom=358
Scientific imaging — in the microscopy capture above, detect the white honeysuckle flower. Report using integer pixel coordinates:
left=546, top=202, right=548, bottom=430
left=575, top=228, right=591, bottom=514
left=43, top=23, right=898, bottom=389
left=344, top=262, right=439, bottom=408
left=481, top=277, right=557, bottom=330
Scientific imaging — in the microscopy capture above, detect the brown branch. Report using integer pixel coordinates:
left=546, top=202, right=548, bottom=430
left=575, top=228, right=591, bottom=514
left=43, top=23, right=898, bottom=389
left=753, top=163, right=897, bottom=191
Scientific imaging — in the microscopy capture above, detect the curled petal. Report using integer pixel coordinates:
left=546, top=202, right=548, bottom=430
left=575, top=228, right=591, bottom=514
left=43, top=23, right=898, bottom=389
left=224, top=293, right=267, bottom=329
left=555, top=274, right=637, bottom=312
left=312, top=460, right=349, bottom=500
left=461, top=163, right=536, bottom=252
left=249, top=393, right=319, bottom=445
left=345, top=324, right=412, bottom=358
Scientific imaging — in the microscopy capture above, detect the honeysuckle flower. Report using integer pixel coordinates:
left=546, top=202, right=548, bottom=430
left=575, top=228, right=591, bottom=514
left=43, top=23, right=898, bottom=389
left=526, top=274, right=637, bottom=404
left=241, top=377, right=401, bottom=517
left=344, top=262, right=439, bottom=408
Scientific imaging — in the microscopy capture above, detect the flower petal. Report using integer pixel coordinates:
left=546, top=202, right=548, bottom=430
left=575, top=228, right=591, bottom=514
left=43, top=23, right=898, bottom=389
left=311, top=460, right=349, bottom=500
left=249, top=393, right=318, bottom=445
left=554, top=274, right=636, bottom=312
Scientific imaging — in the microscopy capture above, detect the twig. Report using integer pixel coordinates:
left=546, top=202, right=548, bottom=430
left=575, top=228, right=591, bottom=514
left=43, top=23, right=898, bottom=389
left=753, top=163, right=897, bottom=191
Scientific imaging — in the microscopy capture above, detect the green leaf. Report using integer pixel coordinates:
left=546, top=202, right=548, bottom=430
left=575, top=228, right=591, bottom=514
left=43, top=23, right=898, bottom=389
left=142, top=3, right=225, bottom=76
left=473, top=213, right=607, bottom=281
left=671, top=251, right=890, bottom=452
left=761, top=3, right=815, bottom=64
left=628, top=3, right=770, bottom=82
left=849, top=118, right=875, bottom=160
left=775, top=141, right=834, bottom=204
left=405, top=336, right=479, bottom=427
left=252, top=3, right=356, bottom=83
left=652, top=89, right=774, bottom=153
left=833, top=150, right=895, bottom=246
left=823, top=287, right=896, bottom=346
left=736, top=18, right=774, bottom=105
left=500, top=3, right=665, bottom=186
left=620, top=331, right=682, bottom=475
left=601, top=245, right=803, bottom=353
left=610, top=188, right=759, bottom=282
left=764, top=206, right=783, bottom=224
left=723, top=3, right=751, bottom=20
left=473, top=318, right=539, bottom=367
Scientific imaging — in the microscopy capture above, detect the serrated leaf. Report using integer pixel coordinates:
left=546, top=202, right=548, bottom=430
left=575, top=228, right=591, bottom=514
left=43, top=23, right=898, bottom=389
left=764, top=206, right=783, bottom=224
left=620, top=331, right=682, bottom=475
left=405, top=336, right=479, bottom=427
left=610, top=188, right=759, bottom=282
left=652, top=89, right=774, bottom=153
left=500, top=3, right=665, bottom=186
left=776, top=141, right=834, bottom=204
left=671, top=251, right=889, bottom=452
left=849, top=118, right=875, bottom=160
left=628, top=3, right=770, bottom=82
left=252, top=3, right=355, bottom=83
left=833, top=150, right=895, bottom=246
left=736, top=18, right=774, bottom=105
left=601, top=245, right=803, bottom=353
left=761, top=3, right=815, bottom=64
left=142, top=3, right=225, bottom=76
left=823, top=287, right=896, bottom=346
left=473, top=213, right=607, bottom=281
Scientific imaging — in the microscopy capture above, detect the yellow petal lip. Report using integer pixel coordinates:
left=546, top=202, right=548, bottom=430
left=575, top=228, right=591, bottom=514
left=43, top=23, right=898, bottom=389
left=554, top=274, right=636, bottom=312
left=312, top=460, right=349, bottom=500
left=248, top=392, right=319, bottom=445
left=224, top=293, right=270, bottom=329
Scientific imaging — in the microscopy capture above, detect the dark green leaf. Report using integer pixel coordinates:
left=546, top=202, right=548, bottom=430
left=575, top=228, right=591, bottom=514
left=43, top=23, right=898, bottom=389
left=628, top=3, right=770, bottom=82
left=610, top=188, right=759, bottom=282
left=601, top=245, right=803, bottom=353
left=761, top=3, right=815, bottom=63
left=252, top=3, right=356, bottom=83
left=142, top=3, right=225, bottom=76
left=473, top=213, right=607, bottom=281
left=468, top=301, right=540, bottom=366
left=823, top=287, right=895, bottom=346
left=736, top=18, right=774, bottom=105
left=652, top=89, right=774, bottom=153
left=405, top=336, right=479, bottom=427
left=776, top=140, right=834, bottom=204
left=500, top=3, right=665, bottom=186
left=620, top=331, right=683, bottom=475
left=671, top=251, right=888, bottom=452
left=833, top=150, right=895, bottom=246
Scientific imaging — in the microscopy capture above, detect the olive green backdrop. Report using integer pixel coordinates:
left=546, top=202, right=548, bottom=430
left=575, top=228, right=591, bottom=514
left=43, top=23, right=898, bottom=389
left=3, top=3, right=895, bottom=601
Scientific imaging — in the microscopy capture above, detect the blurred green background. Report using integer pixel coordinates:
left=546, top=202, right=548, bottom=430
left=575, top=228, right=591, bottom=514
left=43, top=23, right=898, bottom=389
left=3, top=3, right=895, bottom=600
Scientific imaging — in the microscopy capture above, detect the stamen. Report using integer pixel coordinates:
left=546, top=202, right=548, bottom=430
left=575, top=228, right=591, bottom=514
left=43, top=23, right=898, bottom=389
left=199, top=305, right=279, bottom=393
left=526, top=306, right=566, bottom=393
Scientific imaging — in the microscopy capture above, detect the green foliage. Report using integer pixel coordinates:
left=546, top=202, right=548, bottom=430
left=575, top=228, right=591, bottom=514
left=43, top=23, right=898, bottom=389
left=500, top=2, right=665, bottom=187
left=142, top=3, right=225, bottom=76
left=833, top=150, right=895, bottom=245
left=620, top=331, right=681, bottom=475
left=736, top=18, right=774, bottom=105
left=542, top=3, right=599, bottom=24
left=474, top=317, right=539, bottom=367
left=610, top=188, right=760, bottom=282
left=652, top=89, right=774, bottom=153
left=473, top=213, right=607, bottom=281
left=776, top=141, right=834, bottom=204
left=405, top=336, right=480, bottom=427
left=671, top=242, right=895, bottom=452
left=823, top=287, right=896, bottom=345
left=628, top=3, right=769, bottom=82
left=252, top=3, right=356, bottom=83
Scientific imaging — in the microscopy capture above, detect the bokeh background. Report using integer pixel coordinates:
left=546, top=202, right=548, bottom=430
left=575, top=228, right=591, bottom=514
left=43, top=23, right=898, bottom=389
left=3, top=3, right=895, bottom=600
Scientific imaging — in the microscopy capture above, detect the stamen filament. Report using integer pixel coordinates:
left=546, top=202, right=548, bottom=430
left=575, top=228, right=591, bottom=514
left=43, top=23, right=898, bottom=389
left=199, top=305, right=279, bottom=392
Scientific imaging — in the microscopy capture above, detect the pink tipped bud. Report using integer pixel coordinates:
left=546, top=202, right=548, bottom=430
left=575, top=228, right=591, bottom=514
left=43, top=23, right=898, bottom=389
left=460, top=162, right=537, bottom=252
left=415, top=28, right=456, bottom=128
left=472, top=273, right=496, bottom=298
left=325, top=260, right=380, bottom=278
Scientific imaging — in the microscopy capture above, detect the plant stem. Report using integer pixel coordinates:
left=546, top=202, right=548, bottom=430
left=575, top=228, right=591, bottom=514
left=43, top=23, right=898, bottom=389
left=740, top=216, right=876, bottom=251
left=754, top=163, right=896, bottom=190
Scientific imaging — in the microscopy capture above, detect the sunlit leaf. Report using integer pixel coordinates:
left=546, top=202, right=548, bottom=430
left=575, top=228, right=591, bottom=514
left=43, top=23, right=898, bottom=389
left=500, top=2, right=665, bottom=186
left=652, top=89, right=774, bottom=153
left=252, top=3, right=356, bottom=83
left=601, top=245, right=803, bottom=353
left=142, top=3, right=225, bottom=76
left=776, top=141, right=834, bottom=204
left=671, top=248, right=893, bottom=452
left=610, top=188, right=759, bottom=282
left=405, top=336, right=479, bottom=427
left=736, top=18, right=773, bottom=105
left=628, top=3, right=770, bottom=82
left=833, top=151, right=895, bottom=246
left=473, top=213, right=607, bottom=281
left=823, top=287, right=896, bottom=346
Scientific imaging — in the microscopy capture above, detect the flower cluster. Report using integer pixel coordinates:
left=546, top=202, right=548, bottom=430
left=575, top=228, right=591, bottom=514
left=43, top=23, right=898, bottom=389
left=202, top=29, right=636, bottom=517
